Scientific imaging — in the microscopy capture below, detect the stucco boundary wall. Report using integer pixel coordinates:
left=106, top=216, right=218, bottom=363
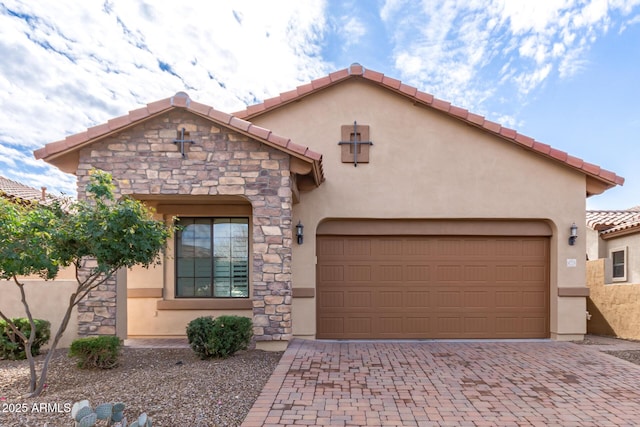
left=0, top=279, right=80, bottom=348
left=587, top=259, right=640, bottom=340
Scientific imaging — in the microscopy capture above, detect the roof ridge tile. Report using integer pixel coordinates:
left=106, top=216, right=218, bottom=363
left=148, top=98, right=173, bottom=114
left=532, top=141, right=551, bottom=155
left=349, top=63, right=364, bottom=75
left=363, top=69, right=384, bottom=83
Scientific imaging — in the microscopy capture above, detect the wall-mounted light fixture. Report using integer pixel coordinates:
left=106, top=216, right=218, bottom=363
left=568, top=223, right=578, bottom=246
left=296, top=221, right=304, bottom=245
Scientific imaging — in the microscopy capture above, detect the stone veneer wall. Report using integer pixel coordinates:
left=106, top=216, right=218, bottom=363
left=75, top=110, right=293, bottom=341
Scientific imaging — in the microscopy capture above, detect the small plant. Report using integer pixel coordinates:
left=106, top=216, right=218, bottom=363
left=186, top=315, right=252, bottom=359
left=0, top=318, right=50, bottom=360
left=68, top=336, right=121, bottom=369
left=71, top=400, right=151, bottom=427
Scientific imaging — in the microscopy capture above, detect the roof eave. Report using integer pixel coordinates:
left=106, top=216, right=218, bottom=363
left=601, top=224, right=640, bottom=240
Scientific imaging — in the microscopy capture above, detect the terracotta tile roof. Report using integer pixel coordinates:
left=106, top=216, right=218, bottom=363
left=0, top=175, right=55, bottom=205
left=600, top=220, right=640, bottom=236
left=233, top=63, right=624, bottom=191
left=587, top=208, right=640, bottom=237
left=34, top=92, right=324, bottom=185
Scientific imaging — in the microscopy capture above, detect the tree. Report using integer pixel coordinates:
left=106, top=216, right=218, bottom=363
left=0, top=170, right=172, bottom=397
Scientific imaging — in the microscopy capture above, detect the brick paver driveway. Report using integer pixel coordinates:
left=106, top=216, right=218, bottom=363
left=243, top=339, right=640, bottom=426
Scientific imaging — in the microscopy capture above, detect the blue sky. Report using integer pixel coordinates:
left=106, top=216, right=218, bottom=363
left=1, top=0, right=639, bottom=209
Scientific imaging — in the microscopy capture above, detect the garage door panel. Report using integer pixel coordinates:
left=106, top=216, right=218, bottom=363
left=406, top=265, right=431, bottom=281
left=495, top=265, right=522, bottom=281
left=404, top=239, right=434, bottom=255
left=461, top=239, right=491, bottom=256
left=464, top=291, right=490, bottom=308
left=318, top=291, right=344, bottom=308
left=378, top=316, right=403, bottom=333
left=523, top=240, right=548, bottom=257
left=377, top=291, right=403, bottom=307
left=523, top=265, right=546, bottom=281
left=346, top=265, right=372, bottom=281
left=318, top=239, right=344, bottom=258
left=318, top=265, right=344, bottom=281
left=436, top=265, right=464, bottom=281
left=464, top=265, right=490, bottom=282
left=464, top=317, right=489, bottom=333
left=378, top=264, right=403, bottom=281
left=495, top=239, right=524, bottom=256
left=344, top=239, right=371, bottom=256
left=405, top=291, right=431, bottom=307
left=344, top=291, right=371, bottom=308
left=375, top=239, right=404, bottom=256
left=437, top=317, right=463, bottom=334
left=345, top=316, right=372, bottom=334
left=437, top=291, right=463, bottom=307
left=522, top=291, right=546, bottom=307
left=320, top=317, right=345, bottom=335
left=522, top=317, right=547, bottom=333
left=317, top=235, right=549, bottom=339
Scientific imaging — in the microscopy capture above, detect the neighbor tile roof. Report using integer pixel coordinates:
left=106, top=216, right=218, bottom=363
left=0, top=175, right=52, bottom=204
left=234, top=63, right=624, bottom=190
left=34, top=92, right=324, bottom=185
left=587, top=208, right=640, bottom=237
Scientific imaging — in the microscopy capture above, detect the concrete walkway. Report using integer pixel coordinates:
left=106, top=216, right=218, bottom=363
left=242, top=338, right=640, bottom=426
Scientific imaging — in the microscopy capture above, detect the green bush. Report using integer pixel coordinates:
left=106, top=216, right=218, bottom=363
left=186, top=315, right=252, bottom=359
left=0, top=318, right=51, bottom=360
left=68, top=336, right=121, bottom=369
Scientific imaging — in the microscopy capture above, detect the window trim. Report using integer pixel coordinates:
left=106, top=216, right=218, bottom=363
left=174, top=216, right=250, bottom=299
left=610, top=246, right=627, bottom=282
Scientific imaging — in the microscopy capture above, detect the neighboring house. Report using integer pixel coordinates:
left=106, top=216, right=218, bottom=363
left=34, top=64, right=623, bottom=349
left=0, top=175, right=51, bottom=205
left=586, top=207, right=640, bottom=339
left=0, top=176, right=79, bottom=348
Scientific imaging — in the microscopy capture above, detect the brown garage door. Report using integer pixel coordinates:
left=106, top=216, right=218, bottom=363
left=317, top=236, right=549, bottom=339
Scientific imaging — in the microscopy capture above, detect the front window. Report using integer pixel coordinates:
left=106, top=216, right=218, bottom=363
left=176, top=218, right=249, bottom=298
left=611, top=247, right=627, bottom=282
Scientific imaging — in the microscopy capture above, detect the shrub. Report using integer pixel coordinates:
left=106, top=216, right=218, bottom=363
left=0, top=318, right=51, bottom=360
left=186, top=315, right=252, bottom=359
left=68, top=336, right=121, bottom=369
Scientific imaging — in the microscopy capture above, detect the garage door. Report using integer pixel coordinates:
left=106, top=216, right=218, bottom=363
left=317, top=236, right=549, bottom=339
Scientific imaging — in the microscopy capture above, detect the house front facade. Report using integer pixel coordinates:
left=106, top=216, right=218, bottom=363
left=35, top=64, right=623, bottom=349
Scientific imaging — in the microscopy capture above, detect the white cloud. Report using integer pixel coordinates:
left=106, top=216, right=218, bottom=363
left=0, top=0, right=329, bottom=195
left=378, top=0, right=640, bottom=115
left=340, top=16, right=367, bottom=48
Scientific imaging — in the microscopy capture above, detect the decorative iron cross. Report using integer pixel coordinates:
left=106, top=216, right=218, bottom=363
left=338, top=121, right=373, bottom=167
left=173, top=128, right=195, bottom=157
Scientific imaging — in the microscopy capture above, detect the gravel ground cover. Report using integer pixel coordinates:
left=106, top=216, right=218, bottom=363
left=0, top=347, right=282, bottom=427
left=605, top=350, right=640, bottom=365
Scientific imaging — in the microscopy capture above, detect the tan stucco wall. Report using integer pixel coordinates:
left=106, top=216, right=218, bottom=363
left=591, top=232, right=640, bottom=284
left=252, top=79, right=590, bottom=340
left=587, top=258, right=640, bottom=339
left=127, top=297, right=251, bottom=337
left=0, top=279, right=79, bottom=348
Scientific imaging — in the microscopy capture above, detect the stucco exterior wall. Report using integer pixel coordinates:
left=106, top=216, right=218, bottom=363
left=251, top=79, right=589, bottom=340
left=587, top=259, right=640, bottom=339
left=1, top=279, right=79, bottom=348
left=594, top=233, right=640, bottom=284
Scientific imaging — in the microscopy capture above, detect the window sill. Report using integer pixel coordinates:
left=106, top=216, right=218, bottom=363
left=157, top=299, right=252, bottom=310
